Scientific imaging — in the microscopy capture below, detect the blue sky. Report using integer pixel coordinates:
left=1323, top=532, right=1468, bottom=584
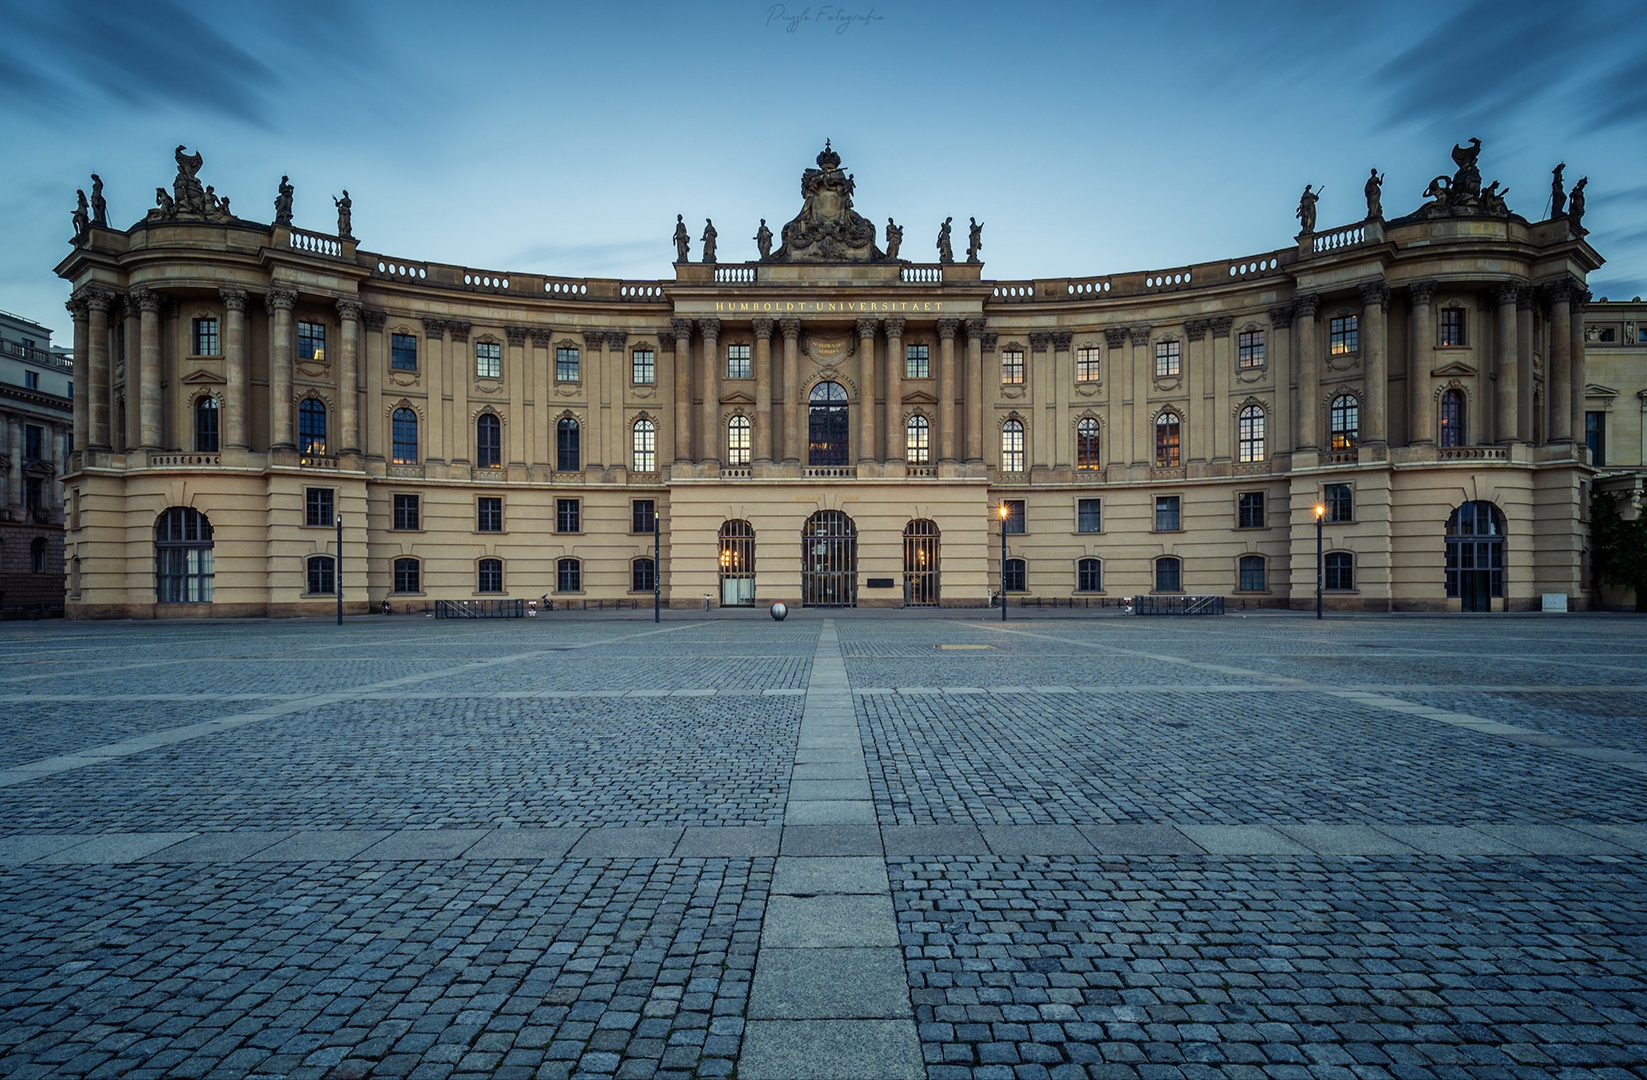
left=4, top=0, right=1645, bottom=341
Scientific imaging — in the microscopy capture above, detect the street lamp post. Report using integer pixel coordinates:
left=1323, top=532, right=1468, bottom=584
left=335, top=513, right=343, bottom=626
left=653, top=510, right=661, bottom=623
left=997, top=503, right=1010, bottom=622
left=1314, top=502, right=1325, bottom=620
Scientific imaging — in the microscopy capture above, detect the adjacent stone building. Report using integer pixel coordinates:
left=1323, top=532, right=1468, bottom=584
left=0, top=309, right=72, bottom=615
left=54, top=141, right=1626, bottom=617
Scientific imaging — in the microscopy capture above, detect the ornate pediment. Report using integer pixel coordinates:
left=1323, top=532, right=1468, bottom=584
left=721, top=390, right=757, bottom=406
left=902, top=389, right=938, bottom=405
left=1584, top=383, right=1619, bottom=398
left=180, top=368, right=227, bottom=385
left=770, top=142, right=887, bottom=263
left=1431, top=359, right=1477, bottom=378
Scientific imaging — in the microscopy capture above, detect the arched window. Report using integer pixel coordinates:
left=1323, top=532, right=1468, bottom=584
left=1446, top=500, right=1505, bottom=608
left=391, top=408, right=418, bottom=464
left=30, top=537, right=47, bottom=574
left=298, top=398, right=326, bottom=456
left=1155, top=412, right=1181, bottom=467
left=632, top=418, right=656, bottom=472
left=727, top=415, right=751, bottom=466
left=1329, top=394, right=1359, bottom=451
left=801, top=510, right=856, bottom=607
left=393, top=557, right=421, bottom=594
left=194, top=396, right=219, bottom=453
left=1440, top=389, right=1465, bottom=447
left=1002, top=557, right=1026, bottom=593
left=808, top=381, right=849, bottom=466
left=306, top=554, right=335, bottom=595
left=154, top=507, right=214, bottom=603
left=1238, top=405, right=1266, bottom=463
left=1324, top=551, right=1355, bottom=591
left=1238, top=554, right=1266, bottom=592
left=1155, top=556, right=1182, bottom=593
left=477, top=558, right=503, bottom=593
left=556, top=416, right=580, bottom=471
left=1001, top=419, right=1025, bottom=473
left=905, top=415, right=930, bottom=464
left=632, top=557, right=656, bottom=593
left=476, top=413, right=502, bottom=468
left=719, top=519, right=756, bottom=606
left=1076, top=557, right=1102, bottom=593
left=904, top=519, right=940, bottom=605
left=1076, top=418, right=1101, bottom=470
left=556, top=558, right=581, bottom=594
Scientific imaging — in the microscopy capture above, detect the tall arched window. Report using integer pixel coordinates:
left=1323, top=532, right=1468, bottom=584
left=1076, top=418, right=1100, bottom=470
left=1001, top=419, right=1025, bottom=472
left=477, top=558, right=503, bottom=593
left=905, top=415, right=930, bottom=464
left=298, top=398, right=327, bottom=456
left=632, top=418, right=656, bottom=472
left=1155, top=412, right=1181, bottom=467
left=727, top=415, right=751, bottom=466
left=1238, top=405, right=1266, bottom=463
left=556, top=416, right=580, bottom=471
left=194, top=396, right=219, bottom=453
left=719, top=519, right=757, bottom=606
left=1446, top=500, right=1505, bottom=609
left=30, top=537, right=47, bottom=574
left=154, top=507, right=214, bottom=603
left=391, top=408, right=418, bottom=464
left=808, top=382, right=849, bottom=466
left=1329, top=394, right=1359, bottom=450
left=1440, top=389, right=1465, bottom=447
left=477, top=413, right=502, bottom=468
left=306, top=554, right=335, bottom=595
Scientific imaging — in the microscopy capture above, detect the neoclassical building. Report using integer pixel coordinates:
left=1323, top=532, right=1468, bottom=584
left=55, top=141, right=1611, bottom=616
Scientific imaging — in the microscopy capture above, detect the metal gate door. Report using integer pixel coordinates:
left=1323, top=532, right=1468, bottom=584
left=802, top=510, right=857, bottom=607
left=903, top=519, right=940, bottom=606
left=1445, top=501, right=1505, bottom=611
left=719, top=520, right=757, bottom=606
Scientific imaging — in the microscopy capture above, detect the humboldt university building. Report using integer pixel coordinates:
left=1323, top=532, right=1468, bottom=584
left=54, top=141, right=1622, bottom=616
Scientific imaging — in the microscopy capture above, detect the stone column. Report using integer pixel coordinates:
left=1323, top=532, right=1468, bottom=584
left=1293, top=294, right=1321, bottom=450
left=422, top=317, right=446, bottom=463
left=1408, top=281, right=1436, bottom=445
left=362, top=309, right=385, bottom=460
left=1359, top=280, right=1390, bottom=446
left=672, top=318, right=694, bottom=464
left=1266, top=306, right=1292, bottom=451
left=1028, top=331, right=1052, bottom=467
left=1183, top=320, right=1209, bottom=462
left=582, top=330, right=606, bottom=468
left=967, top=319, right=988, bottom=463
left=1104, top=328, right=1128, bottom=463
left=504, top=326, right=528, bottom=465
left=220, top=287, right=249, bottom=450
left=1050, top=330, right=1072, bottom=468
left=530, top=328, right=551, bottom=465
left=50, top=428, right=65, bottom=508
left=780, top=318, right=802, bottom=464
left=883, top=318, right=905, bottom=462
left=1493, top=284, right=1520, bottom=444
left=856, top=317, right=878, bottom=464
left=266, top=288, right=297, bottom=450
left=6, top=419, right=20, bottom=509
left=699, top=318, right=721, bottom=464
left=753, top=318, right=774, bottom=463
left=66, top=296, right=87, bottom=453
left=937, top=318, right=959, bottom=462
left=122, top=301, right=140, bottom=452
left=449, top=321, right=472, bottom=463
left=1210, top=317, right=1234, bottom=461
left=1571, top=285, right=1590, bottom=454
left=1129, top=325, right=1152, bottom=465
left=86, top=290, right=113, bottom=449
left=605, top=331, right=627, bottom=468
left=336, top=300, right=361, bottom=454
left=1547, top=278, right=1573, bottom=444
left=1516, top=288, right=1535, bottom=443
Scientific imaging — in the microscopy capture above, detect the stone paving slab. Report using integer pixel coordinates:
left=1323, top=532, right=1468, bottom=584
left=780, top=825, right=884, bottom=856
left=37, top=832, right=194, bottom=863
left=979, top=823, right=1099, bottom=855
left=761, top=894, right=900, bottom=948
left=783, top=798, right=877, bottom=825
left=1174, top=822, right=1315, bottom=854
left=137, top=830, right=294, bottom=862
left=1272, top=821, right=1422, bottom=854
left=358, top=827, right=491, bottom=860
left=772, top=856, right=889, bottom=895
left=460, top=826, right=585, bottom=860
left=740, top=1018, right=925, bottom=1079
left=568, top=826, right=685, bottom=858
left=1474, top=821, right=1638, bottom=855
left=749, top=948, right=912, bottom=1019
left=243, top=829, right=393, bottom=861
left=1366, top=822, right=1532, bottom=855
left=0, top=834, right=94, bottom=863
left=1080, top=822, right=1207, bottom=854
left=882, top=824, right=990, bottom=855
left=674, top=825, right=782, bottom=857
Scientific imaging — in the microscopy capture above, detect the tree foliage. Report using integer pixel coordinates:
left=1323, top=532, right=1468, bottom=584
left=1592, top=489, right=1647, bottom=612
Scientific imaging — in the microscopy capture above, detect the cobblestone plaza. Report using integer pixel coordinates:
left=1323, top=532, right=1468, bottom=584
left=1, top=613, right=1645, bottom=1079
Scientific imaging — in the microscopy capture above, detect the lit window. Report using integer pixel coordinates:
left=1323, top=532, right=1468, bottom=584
left=632, top=418, right=656, bottom=472
left=1329, top=315, right=1358, bottom=355
left=905, top=415, right=930, bottom=464
left=193, top=317, right=219, bottom=357
left=1154, top=412, right=1180, bottom=467
left=1237, top=492, right=1265, bottom=529
left=1237, top=329, right=1265, bottom=369
left=477, top=496, right=502, bottom=533
left=476, top=341, right=501, bottom=379
left=476, top=413, right=502, bottom=468
left=1440, top=308, right=1466, bottom=347
left=1077, top=557, right=1102, bottom=592
left=391, top=408, right=418, bottom=464
left=1075, top=346, right=1100, bottom=383
left=1001, top=349, right=1024, bottom=385
left=391, top=333, right=418, bottom=371
left=298, top=399, right=326, bottom=456
left=392, top=493, right=419, bottom=531
left=1154, top=340, right=1180, bottom=377
left=305, top=487, right=334, bottom=528
left=297, top=321, right=326, bottom=361
left=1325, top=552, right=1354, bottom=590
left=632, top=348, right=655, bottom=385
left=1076, top=498, right=1101, bottom=533
left=1440, top=389, right=1465, bottom=447
left=905, top=344, right=930, bottom=379
left=1238, top=405, right=1265, bottom=463
left=1324, top=483, right=1352, bottom=523
left=1154, top=495, right=1181, bottom=532
left=477, top=558, right=503, bottom=593
left=1238, top=555, right=1266, bottom=592
left=1155, top=557, right=1182, bottom=593
left=1001, top=419, right=1025, bottom=472
left=726, top=343, right=751, bottom=379
left=1076, top=418, right=1100, bottom=470
left=306, top=555, right=335, bottom=596
left=727, top=415, right=751, bottom=465
left=556, top=346, right=579, bottom=382
left=1330, top=394, right=1359, bottom=451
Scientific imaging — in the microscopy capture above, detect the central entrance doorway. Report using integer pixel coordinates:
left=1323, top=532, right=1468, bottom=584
left=1445, top=500, right=1505, bottom=612
left=903, top=519, right=940, bottom=606
left=802, top=510, right=857, bottom=607
left=719, top=520, right=756, bottom=606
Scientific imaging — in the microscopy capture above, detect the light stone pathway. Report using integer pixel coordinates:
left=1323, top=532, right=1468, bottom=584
left=741, top=619, right=925, bottom=1080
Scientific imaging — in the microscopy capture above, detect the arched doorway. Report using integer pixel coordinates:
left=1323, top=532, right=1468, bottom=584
left=802, top=510, right=857, bottom=607
left=719, top=520, right=756, bottom=606
left=1446, top=501, right=1505, bottom=611
left=808, top=382, right=849, bottom=466
left=154, top=507, right=214, bottom=603
left=904, top=519, right=940, bottom=606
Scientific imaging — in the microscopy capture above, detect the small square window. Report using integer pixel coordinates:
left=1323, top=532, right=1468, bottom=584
left=297, top=321, right=326, bottom=361
left=1329, top=315, right=1359, bottom=355
left=1440, top=308, right=1466, bottom=347
left=1075, top=346, right=1100, bottom=383
left=193, top=317, right=220, bottom=357
left=1154, top=340, right=1180, bottom=377
left=391, top=333, right=418, bottom=371
left=476, top=341, right=501, bottom=379
left=1237, top=492, right=1265, bottom=529
left=556, top=498, right=581, bottom=534
left=1324, top=483, right=1353, bottom=523
left=905, top=344, right=929, bottom=379
left=556, top=346, right=580, bottom=382
left=1000, top=349, right=1025, bottom=385
left=24, top=370, right=39, bottom=390
left=1237, top=329, right=1265, bottom=368
left=1154, top=495, right=1181, bottom=532
left=305, top=487, right=334, bottom=528
left=1003, top=499, right=1025, bottom=535
left=726, top=343, right=751, bottom=379
left=477, top=496, right=503, bottom=532
left=632, top=499, right=656, bottom=534
left=632, top=349, right=655, bottom=385
left=1076, top=498, right=1102, bottom=533
left=392, top=493, right=420, bottom=531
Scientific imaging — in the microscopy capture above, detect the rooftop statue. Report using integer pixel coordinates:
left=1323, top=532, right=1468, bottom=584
left=72, top=189, right=90, bottom=241
left=755, top=219, right=773, bottom=260
left=1364, top=168, right=1383, bottom=219
left=333, top=190, right=353, bottom=239
left=275, top=175, right=294, bottom=226
left=966, top=217, right=983, bottom=263
left=673, top=214, right=690, bottom=262
left=145, top=145, right=236, bottom=223
left=771, top=140, right=883, bottom=262
left=1551, top=163, right=1567, bottom=218
left=884, top=218, right=903, bottom=260
left=701, top=219, right=718, bottom=263
left=1568, top=177, right=1587, bottom=233
left=1417, top=137, right=1511, bottom=218
left=89, top=174, right=108, bottom=228
left=936, top=217, right=953, bottom=264
left=1295, top=185, right=1318, bottom=234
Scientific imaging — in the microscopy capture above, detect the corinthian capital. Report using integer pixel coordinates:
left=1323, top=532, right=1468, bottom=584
left=265, top=288, right=297, bottom=314
left=218, top=286, right=248, bottom=313
left=1291, top=294, right=1320, bottom=319
left=935, top=318, right=959, bottom=341
left=362, top=309, right=387, bottom=332
left=1407, top=280, right=1437, bottom=307
left=883, top=317, right=906, bottom=339
left=335, top=299, right=362, bottom=322
left=132, top=288, right=164, bottom=315
left=1357, top=279, right=1390, bottom=310
left=698, top=317, right=722, bottom=340
left=856, top=317, right=879, bottom=339
left=421, top=317, right=446, bottom=340
left=752, top=317, right=775, bottom=340
left=778, top=317, right=802, bottom=340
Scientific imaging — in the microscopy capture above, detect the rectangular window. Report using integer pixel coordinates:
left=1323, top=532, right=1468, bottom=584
left=1075, top=346, right=1100, bottom=383
left=477, top=496, right=503, bottom=532
left=726, top=343, right=751, bottom=379
left=1000, top=349, right=1025, bottom=385
left=632, top=348, right=655, bottom=385
left=557, top=559, right=581, bottom=593
left=1077, top=559, right=1102, bottom=593
left=1237, top=492, right=1265, bottom=529
left=305, top=487, right=334, bottom=528
left=632, top=559, right=656, bottom=593
left=1237, top=329, right=1265, bottom=368
left=1002, top=558, right=1026, bottom=593
left=556, top=498, right=581, bottom=534
left=905, top=344, right=929, bottom=379
left=307, top=556, right=335, bottom=596
left=392, top=493, right=419, bottom=531
left=477, top=560, right=503, bottom=593
left=24, top=370, right=39, bottom=389
left=25, top=477, right=42, bottom=513
left=1329, top=315, right=1359, bottom=355
left=390, top=333, right=418, bottom=371
left=1324, top=482, right=1353, bottom=523
left=1154, top=340, right=1181, bottom=377
left=1003, top=499, right=1025, bottom=535
left=475, top=341, right=501, bottom=379
left=1585, top=411, right=1606, bottom=466
left=24, top=425, right=43, bottom=462
left=556, top=346, right=579, bottom=382
left=1439, top=308, right=1466, bottom=346
left=1076, top=498, right=1102, bottom=534
left=1239, top=557, right=1266, bottom=593
left=193, top=317, right=220, bottom=356
left=393, top=559, right=420, bottom=594
left=297, top=321, right=326, bottom=361
left=632, top=499, right=656, bottom=534
left=1154, top=495, right=1181, bottom=532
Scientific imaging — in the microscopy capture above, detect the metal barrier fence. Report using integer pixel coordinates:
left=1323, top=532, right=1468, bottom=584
left=433, top=599, right=527, bottom=619
left=1130, top=595, right=1226, bottom=616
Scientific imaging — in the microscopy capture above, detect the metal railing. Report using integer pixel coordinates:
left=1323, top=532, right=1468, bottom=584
left=434, top=598, right=526, bottom=619
left=1130, top=595, right=1226, bottom=616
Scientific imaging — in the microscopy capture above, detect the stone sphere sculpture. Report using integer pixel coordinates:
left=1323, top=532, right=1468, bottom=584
left=770, top=602, right=788, bottom=621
